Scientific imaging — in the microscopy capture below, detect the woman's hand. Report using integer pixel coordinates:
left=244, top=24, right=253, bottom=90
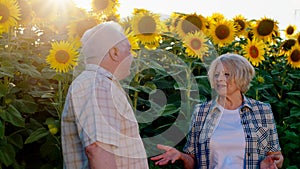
left=150, top=144, right=182, bottom=166
left=260, top=152, right=283, bottom=169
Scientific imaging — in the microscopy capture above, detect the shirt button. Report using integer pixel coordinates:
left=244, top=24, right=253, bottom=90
left=247, top=153, right=251, bottom=156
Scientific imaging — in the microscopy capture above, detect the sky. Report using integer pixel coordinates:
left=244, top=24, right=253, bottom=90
left=73, top=0, right=300, bottom=30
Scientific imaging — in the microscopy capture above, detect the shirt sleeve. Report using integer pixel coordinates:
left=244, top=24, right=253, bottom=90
left=183, top=104, right=201, bottom=154
left=265, top=103, right=281, bottom=152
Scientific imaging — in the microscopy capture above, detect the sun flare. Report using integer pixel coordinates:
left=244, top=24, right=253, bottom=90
left=72, top=0, right=92, bottom=11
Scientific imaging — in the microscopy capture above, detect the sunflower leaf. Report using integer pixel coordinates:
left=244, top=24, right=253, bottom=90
left=15, top=63, right=42, bottom=78
left=25, top=128, right=49, bottom=144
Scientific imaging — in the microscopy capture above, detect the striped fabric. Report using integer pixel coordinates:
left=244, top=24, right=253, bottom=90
left=183, top=95, right=281, bottom=169
left=61, top=64, right=148, bottom=169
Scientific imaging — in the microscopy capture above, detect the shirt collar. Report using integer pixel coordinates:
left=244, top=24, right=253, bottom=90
left=85, top=64, right=118, bottom=81
left=210, top=94, right=253, bottom=113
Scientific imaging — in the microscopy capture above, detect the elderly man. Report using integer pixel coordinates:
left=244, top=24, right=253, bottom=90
left=61, top=21, right=149, bottom=169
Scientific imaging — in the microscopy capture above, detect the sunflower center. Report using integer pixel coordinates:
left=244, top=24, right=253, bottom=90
left=236, top=20, right=245, bottom=31
left=215, top=25, right=230, bottom=40
left=0, top=4, right=10, bottom=23
left=76, top=19, right=98, bottom=37
left=286, top=26, right=295, bottom=35
left=249, top=46, right=259, bottom=58
left=94, top=0, right=109, bottom=10
left=282, top=39, right=296, bottom=51
left=181, top=15, right=203, bottom=34
left=257, top=19, right=274, bottom=36
left=190, top=38, right=201, bottom=50
left=55, top=50, right=70, bottom=64
left=138, top=16, right=156, bottom=35
left=291, top=49, right=300, bottom=62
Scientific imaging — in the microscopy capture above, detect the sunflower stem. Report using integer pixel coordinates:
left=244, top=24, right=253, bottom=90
left=133, top=50, right=142, bottom=112
left=185, top=61, right=193, bottom=117
left=58, top=79, right=62, bottom=120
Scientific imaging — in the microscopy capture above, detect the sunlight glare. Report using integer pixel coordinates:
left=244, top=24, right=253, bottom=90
left=72, top=0, right=92, bottom=11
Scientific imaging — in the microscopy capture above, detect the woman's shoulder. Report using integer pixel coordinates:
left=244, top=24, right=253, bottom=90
left=243, top=96, right=272, bottom=114
left=195, top=100, right=214, bottom=109
left=192, top=100, right=214, bottom=117
left=244, top=96, right=271, bottom=107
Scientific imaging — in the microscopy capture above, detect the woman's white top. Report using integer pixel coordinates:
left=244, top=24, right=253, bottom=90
left=209, top=105, right=245, bottom=169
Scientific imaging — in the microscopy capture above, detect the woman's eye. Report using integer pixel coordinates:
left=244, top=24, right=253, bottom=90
left=225, top=73, right=230, bottom=78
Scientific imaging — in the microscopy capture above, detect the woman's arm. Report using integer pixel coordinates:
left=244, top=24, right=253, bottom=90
left=150, top=144, right=195, bottom=169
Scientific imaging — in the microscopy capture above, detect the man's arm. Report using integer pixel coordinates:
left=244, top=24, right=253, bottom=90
left=85, top=142, right=117, bottom=169
left=181, top=153, right=195, bottom=169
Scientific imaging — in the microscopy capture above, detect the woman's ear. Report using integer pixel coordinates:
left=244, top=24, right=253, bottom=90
left=108, top=47, right=119, bottom=62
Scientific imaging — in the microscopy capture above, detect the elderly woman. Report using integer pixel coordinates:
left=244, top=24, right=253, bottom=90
left=151, top=53, right=283, bottom=169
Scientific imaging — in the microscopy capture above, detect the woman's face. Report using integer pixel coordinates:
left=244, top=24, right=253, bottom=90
left=213, top=63, right=240, bottom=97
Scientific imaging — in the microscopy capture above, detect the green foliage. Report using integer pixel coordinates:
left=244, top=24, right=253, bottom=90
left=0, top=26, right=68, bottom=168
left=0, top=14, right=299, bottom=169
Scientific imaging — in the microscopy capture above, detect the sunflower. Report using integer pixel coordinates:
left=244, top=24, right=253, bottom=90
left=132, top=8, right=150, bottom=15
left=167, top=12, right=184, bottom=33
left=232, top=14, right=249, bottom=37
left=46, top=41, right=79, bottom=73
left=256, top=75, right=265, bottom=84
left=143, top=40, right=161, bottom=50
left=284, top=25, right=297, bottom=39
left=124, top=28, right=140, bottom=56
left=279, top=39, right=296, bottom=56
left=295, top=32, right=300, bottom=45
left=286, top=44, right=300, bottom=68
left=209, top=19, right=236, bottom=46
left=67, top=16, right=100, bottom=39
left=91, top=0, right=119, bottom=16
left=105, top=13, right=120, bottom=22
left=207, top=12, right=225, bottom=23
left=67, top=36, right=82, bottom=49
left=243, top=38, right=266, bottom=66
left=17, top=0, right=32, bottom=25
left=131, top=11, right=162, bottom=49
left=252, top=17, right=279, bottom=41
left=183, top=31, right=209, bottom=59
left=176, top=13, right=207, bottom=39
left=0, top=0, right=21, bottom=33
left=0, top=16, right=3, bottom=34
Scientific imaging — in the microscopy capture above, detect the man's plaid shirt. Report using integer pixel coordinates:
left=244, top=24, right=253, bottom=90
left=183, top=95, right=281, bottom=169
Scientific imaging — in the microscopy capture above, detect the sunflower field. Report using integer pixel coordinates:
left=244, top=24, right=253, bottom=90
left=0, top=0, right=300, bottom=168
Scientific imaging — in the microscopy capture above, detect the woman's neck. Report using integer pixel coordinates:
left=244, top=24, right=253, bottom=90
left=217, top=93, right=243, bottom=110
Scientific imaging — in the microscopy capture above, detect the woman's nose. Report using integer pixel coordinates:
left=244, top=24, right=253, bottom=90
left=216, top=74, right=226, bottom=81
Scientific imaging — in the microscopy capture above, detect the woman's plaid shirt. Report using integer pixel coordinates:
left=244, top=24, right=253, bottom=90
left=183, top=95, right=281, bottom=169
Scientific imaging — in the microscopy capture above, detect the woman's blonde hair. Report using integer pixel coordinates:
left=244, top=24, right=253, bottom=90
left=207, top=53, right=255, bottom=94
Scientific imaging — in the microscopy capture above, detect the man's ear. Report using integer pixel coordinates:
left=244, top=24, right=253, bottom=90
left=108, top=47, right=119, bottom=62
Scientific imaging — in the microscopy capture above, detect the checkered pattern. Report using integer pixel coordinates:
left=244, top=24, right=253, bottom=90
left=61, top=64, right=148, bottom=169
left=183, top=95, right=281, bottom=169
